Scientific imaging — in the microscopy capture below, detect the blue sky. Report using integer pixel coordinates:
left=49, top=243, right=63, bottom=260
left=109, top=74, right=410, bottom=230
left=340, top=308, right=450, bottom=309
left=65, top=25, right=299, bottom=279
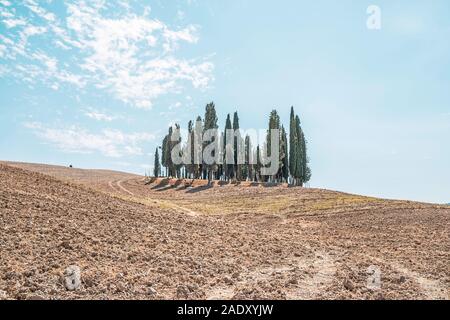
left=0, top=0, right=449, bottom=203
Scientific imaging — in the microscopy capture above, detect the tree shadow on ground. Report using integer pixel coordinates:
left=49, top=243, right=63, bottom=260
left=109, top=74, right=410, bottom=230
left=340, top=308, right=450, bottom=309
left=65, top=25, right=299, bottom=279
left=144, top=177, right=157, bottom=185
left=156, top=185, right=175, bottom=192
left=151, top=178, right=169, bottom=190
left=262, top=182, right=279, bottom=188
left=185, top=184, right=213, bottom=194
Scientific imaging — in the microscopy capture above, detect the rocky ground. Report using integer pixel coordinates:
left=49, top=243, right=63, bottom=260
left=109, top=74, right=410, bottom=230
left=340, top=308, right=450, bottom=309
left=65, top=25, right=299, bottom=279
left=0, top=161, right=448, bottom=300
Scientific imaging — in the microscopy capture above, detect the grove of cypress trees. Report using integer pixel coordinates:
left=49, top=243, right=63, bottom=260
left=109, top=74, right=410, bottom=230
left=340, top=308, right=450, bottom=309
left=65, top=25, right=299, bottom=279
left=155, top=102, right=311, bottom=186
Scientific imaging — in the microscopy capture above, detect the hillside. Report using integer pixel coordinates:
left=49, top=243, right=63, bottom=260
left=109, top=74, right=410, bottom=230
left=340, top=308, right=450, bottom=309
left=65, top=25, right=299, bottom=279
left=0, top=162, right=448, bottom=300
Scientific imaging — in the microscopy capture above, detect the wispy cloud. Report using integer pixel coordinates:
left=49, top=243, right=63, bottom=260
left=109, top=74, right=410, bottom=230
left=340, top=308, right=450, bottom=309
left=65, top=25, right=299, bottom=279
left=0, top=0, right=214, bottom=108
left=24, top=122, right=155, bottom=158
left=83, top=108, right=119, bottom=122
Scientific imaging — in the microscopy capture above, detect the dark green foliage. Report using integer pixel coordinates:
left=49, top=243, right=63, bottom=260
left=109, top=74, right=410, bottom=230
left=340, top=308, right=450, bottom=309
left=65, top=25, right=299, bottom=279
left=161, top=134, right=169, bottom=176
left=295, top=115, right=303, bottom=185
left=255, top=145, right=261, bottom=182
left=232, top=111, right=241, bottom=180
left=193, top=116, right=203, bottom=179
left=266, top=109, right=283, bottom=181
left=243, top=135, right=252, bottom=180
left=289, top=106, right=297, bottom=179
left=223, top=114, right=233, bottom=180
left=288, top=107, right=311, bottom=186
left=153, top=147, right=161, bottom=177
left=281, top=126, right=289, bottom=182
left=203, top=102, right=218, bottom=182
left=204, top=102, right=218, bottom=131
left=266, top=109, right=280, bottom=158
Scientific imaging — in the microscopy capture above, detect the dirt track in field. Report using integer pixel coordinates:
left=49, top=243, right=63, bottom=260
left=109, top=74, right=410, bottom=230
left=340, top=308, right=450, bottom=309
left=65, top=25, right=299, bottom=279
left=0, top=161, right=448, bottom=300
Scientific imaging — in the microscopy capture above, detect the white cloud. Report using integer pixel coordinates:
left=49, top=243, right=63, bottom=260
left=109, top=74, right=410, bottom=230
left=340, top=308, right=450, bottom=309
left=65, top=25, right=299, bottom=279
left=169, top=101, right=182, bottom=110
left=24, top=0, right=56, bottom=22
left=3, top=18, right=27, bottom=28
left=24, top=122, right=155, bottom=158
left=83, top=108, right=118, bottom=122
left=0, top=1, right=214, bottom=109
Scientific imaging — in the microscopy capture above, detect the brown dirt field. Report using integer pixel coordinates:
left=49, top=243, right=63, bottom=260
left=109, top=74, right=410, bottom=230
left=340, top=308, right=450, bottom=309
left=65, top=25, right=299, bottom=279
left=0, top=161, right=449, bottom=300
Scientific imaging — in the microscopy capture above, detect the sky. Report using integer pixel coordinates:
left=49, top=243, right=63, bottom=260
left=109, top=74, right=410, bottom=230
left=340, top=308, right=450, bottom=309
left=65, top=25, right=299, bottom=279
left=0, top=0, right=449, bottom=204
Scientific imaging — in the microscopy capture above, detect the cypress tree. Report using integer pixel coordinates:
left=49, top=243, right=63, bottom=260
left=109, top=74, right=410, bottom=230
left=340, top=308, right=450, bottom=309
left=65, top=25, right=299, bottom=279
left=255, top=145, right=261, bottom=182
left=295, top=115, right=303, bottom=186
left=281, top=126, right=289, bottom=182
left=153, top=147, right=161, bottom=177
left=203, top=102, right=218, bottom=182
left=172, top=123, right=182, bottom=178
left=166, top=126, right=174, bottom=177
left=289, top=106, right=297, bottom=184
left=185, top=120, right=194, bottom=179
left=223, top=114, right=232, bottom=181
left=300, top=126, right=311, bottom=184
left=266, top=110, right=281, bottom=181
left=218, top=131, right=224, bottom=180
left=193, top=116, right=203, bottom=179
left=232, top=111, right=241, bottom=181
left=243, top=135, right=251, bottom=181
left=161, top=134, right=169, bottom=177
